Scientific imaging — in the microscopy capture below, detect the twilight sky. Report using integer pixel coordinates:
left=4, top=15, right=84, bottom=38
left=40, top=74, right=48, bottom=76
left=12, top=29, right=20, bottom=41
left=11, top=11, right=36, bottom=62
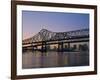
left=22, top=11, right=89, bottom=40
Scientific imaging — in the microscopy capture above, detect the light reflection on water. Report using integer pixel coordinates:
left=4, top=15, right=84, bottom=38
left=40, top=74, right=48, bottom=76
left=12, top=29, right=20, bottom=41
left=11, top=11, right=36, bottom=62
left=22, top=51, right=89, bottom=69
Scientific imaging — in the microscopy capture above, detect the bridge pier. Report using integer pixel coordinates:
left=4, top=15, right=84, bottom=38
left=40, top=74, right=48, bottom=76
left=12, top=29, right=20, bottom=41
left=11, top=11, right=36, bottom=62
left=68, top=42, right=70, bottom=51
left=32, top=46, right=34, bottom=51
left=41, top=41, right=47, bottom=52
left=58, top=42, right=64, bottom=52
left=31, top=45, right=38, bottom=51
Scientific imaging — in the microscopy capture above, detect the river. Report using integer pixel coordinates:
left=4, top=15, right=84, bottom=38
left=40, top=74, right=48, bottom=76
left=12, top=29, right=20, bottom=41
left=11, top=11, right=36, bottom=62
left=22, top=51, right=89, bottom=69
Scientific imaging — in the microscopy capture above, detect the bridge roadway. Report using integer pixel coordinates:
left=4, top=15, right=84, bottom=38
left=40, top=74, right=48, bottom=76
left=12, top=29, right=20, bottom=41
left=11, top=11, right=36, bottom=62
left=23, top=35, right=89, bottom=52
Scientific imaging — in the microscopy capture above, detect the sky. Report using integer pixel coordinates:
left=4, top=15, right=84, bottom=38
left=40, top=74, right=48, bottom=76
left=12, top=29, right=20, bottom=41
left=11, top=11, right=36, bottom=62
left=22, top=11, right=89, bottom=40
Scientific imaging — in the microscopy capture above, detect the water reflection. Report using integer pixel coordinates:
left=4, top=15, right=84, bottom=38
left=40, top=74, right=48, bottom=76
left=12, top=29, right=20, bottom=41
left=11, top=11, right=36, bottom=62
left=22, top=51, right=89, bottom=69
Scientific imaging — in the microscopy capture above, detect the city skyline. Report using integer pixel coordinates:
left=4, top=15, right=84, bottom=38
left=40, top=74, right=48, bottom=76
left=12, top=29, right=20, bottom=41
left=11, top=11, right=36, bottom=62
left=22, top=10, right=89, bottom=40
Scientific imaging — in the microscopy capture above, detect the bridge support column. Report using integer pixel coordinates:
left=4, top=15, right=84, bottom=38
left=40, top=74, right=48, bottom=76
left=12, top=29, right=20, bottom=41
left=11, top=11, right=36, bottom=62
left=58, top=42, right=64, bottom=52
left=31, top=44, right=34, bottom=51
left=41, top=41, right=44, bottom=52
left=58, top=43, right=60, bottom=52
left=61, top=42, right=64, bottom=52
left=32, top=46, right=34, bottom=51
left=44, top=42, right=47, bottom=52
left=68, top=43, right=70, bottom=51
left=41, top=41, right=47, bottom=52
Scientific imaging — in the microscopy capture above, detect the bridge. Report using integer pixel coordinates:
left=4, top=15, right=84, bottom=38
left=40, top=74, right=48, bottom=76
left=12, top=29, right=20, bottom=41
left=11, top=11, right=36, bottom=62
left=22, top=28, right=89, bottom=52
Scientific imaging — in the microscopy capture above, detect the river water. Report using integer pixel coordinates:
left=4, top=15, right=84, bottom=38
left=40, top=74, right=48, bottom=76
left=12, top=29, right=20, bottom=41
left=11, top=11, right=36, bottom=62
left=22, top=51, right=89, bottom=69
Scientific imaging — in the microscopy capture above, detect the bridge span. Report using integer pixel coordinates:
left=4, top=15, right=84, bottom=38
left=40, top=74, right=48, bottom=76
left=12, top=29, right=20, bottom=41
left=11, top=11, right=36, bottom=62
left=23, top=28, right=89, bottom=52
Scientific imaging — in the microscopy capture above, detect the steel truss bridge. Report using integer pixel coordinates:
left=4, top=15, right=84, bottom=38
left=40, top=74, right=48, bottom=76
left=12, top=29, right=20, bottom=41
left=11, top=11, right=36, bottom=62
left=22, top=28, right=89, bottom=52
